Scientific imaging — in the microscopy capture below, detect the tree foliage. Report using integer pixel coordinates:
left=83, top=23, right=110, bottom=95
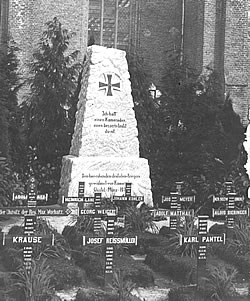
left=0, top=41, right=22, bottom=161
left=19, top=18, right=82, bottom=201
left=0, top=41, right=24, bottom=205
left=130, top=51, right=249, bottom=207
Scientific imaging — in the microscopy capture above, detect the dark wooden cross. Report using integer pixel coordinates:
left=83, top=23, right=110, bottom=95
left=1, top=176, right=71, bottom=271
left=212, top=181, right=246, bottom=229
left=99, top=73, right=121, bottom=96
left=161, top=181, right=196, bottom=229
left=82, top=211, right=138, bottom=286
left=179, top=215, right=226, bottom=288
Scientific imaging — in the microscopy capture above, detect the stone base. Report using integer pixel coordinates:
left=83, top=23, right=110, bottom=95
left=59, top=155, right=153, bottom=207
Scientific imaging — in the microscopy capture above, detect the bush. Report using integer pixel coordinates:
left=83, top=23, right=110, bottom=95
left=1, top=247, right=22, bottom=271
left=75, top=288, right=118, bottom=301
left=11, top=259, right=55, bottom=301
left=168, top=288, right=193, bottom=301
left=79, top=253, right=104, bottom=286
left=110, top=269, right=136, bottom=301
left=62, top=225, right=83, bottom=248
left=127, top=232, right=163, bottom=255
left=209, top=223, right=227, bottom=235
left=122, top=206, right=157, bottom=234
left=215, top=246, right=250, bottom=279
left=144, top=248, right=165, bottom=272
left=0, top=157, right=23, bottom=206
left=46, top=257, right=86, bottom=290
left=159, top=226, right=172, bottom=238
left=145, top=248, right=196, bottom=284
left=200, top=264, right=238, bottom=301
left=115, top=255, right=155, bottom=287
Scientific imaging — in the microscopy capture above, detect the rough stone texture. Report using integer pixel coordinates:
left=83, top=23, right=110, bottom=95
left=60, top=45, right=153, bottom=207
left=70, top=46, right=139, bottom=157
left=60, top=156, right=152, bottom=204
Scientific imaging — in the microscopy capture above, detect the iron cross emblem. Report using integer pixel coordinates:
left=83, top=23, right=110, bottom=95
left=99, top=73, right=121, bottom=96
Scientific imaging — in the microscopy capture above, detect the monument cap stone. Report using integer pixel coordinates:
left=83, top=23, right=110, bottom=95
left=60, top=45, right=153, bottom=207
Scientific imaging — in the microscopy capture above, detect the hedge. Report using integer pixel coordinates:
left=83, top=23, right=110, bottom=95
left=145, top=248, right=196, bottom=284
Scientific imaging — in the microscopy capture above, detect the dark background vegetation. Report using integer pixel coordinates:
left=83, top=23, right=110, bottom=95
left=0, top=18, right=249, bottom=209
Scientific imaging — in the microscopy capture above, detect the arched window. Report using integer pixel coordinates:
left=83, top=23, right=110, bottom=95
left=88, top=0, right=139, bottom=52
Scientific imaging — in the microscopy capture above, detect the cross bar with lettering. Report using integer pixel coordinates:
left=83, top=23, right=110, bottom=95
left=212, top=181, right=246, bottom=229
left=5, top=177, right=58, bottom=271
left=150, top=208, right=194, bottom=218
left=180, top=215, right=226, bottom=288
left=3, top=233, right=54, bottom=246
left=112, top=183, right=144, bottom=206
left=82, top=213, right=137, bottom=287
left=13, top=193, right=48, bottom=202
left=78, top=207, right=118, bottom=217
left=161, top=182, right=196, bottom=229
left=0, top=206, right=71, bottom=216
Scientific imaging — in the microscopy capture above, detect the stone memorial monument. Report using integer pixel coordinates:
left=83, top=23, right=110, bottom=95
left=60, top=45, right=153, bottom=207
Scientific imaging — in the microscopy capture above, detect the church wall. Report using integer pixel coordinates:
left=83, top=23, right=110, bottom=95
left=138, top=0, right=182, bottom=88
left=224, top=0, right=249, bottom=126
left=183, top=0, right=205, bottom=73
left=8, top=0, right=89, bottom=101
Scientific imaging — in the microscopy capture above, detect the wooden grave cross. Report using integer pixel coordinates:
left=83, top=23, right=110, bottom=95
left=112, top=183, right=144, bottom=207
left=63, top=182, right=117, bottom=235
left=212, top=181, right=246, bottom=229
left=161, top=181, right=196, bottom=229
left=82, top=210, right=138, bottom=286
left=1, top=176, right=72, bottom=271
left=179, top=215, right=226, bottom=287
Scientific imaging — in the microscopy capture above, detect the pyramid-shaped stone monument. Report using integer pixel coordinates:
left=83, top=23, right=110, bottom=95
left=60, top=45, right=153, bottom=207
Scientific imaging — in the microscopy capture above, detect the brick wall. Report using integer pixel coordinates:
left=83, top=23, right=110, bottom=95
left=183, top=0, right=205, bottom=73
left=224, top=0, right=249, bottom=126
left=9, top=0, right=89, bottom=101
left=138, top=0, right=182, bottom=88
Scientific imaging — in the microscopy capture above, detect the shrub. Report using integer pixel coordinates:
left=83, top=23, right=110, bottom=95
left=46, top=257, right=86, bottom=290
left=209, top=223, right=227, bottom=235
left=227, top=224, right=250, bottom=256
left=144, top=248, right=165, bottom=272
left=201, top=264, right=238, bottom=301
left=167, top=216, right=198, bottom=258
left=21, top=17, right=82, bottom=201
left=62, top=225, right=83, bottom=248
left=115, top=255, right=155, bottom=287
left=168, top=288, right=190, bottom=301
left=79, top=253, right=104, bottom=286
left=11, top=259, right=55, bottom=301
left=110, top=269, right=136, bottom=301
left=127, top=232, right=163, bottom=255
left=1, top=247, right=22, bottom=271
left=159, top=226, right=172, bottom=238
left=215, top=246, right=250, bottom=279
left=145, top=248, right=196, bottom=284
left=122, top=205, right=157, bottom=235
left=0, top=157, right=23, bottom=206
left=75, top=288, right=118, bottom=301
